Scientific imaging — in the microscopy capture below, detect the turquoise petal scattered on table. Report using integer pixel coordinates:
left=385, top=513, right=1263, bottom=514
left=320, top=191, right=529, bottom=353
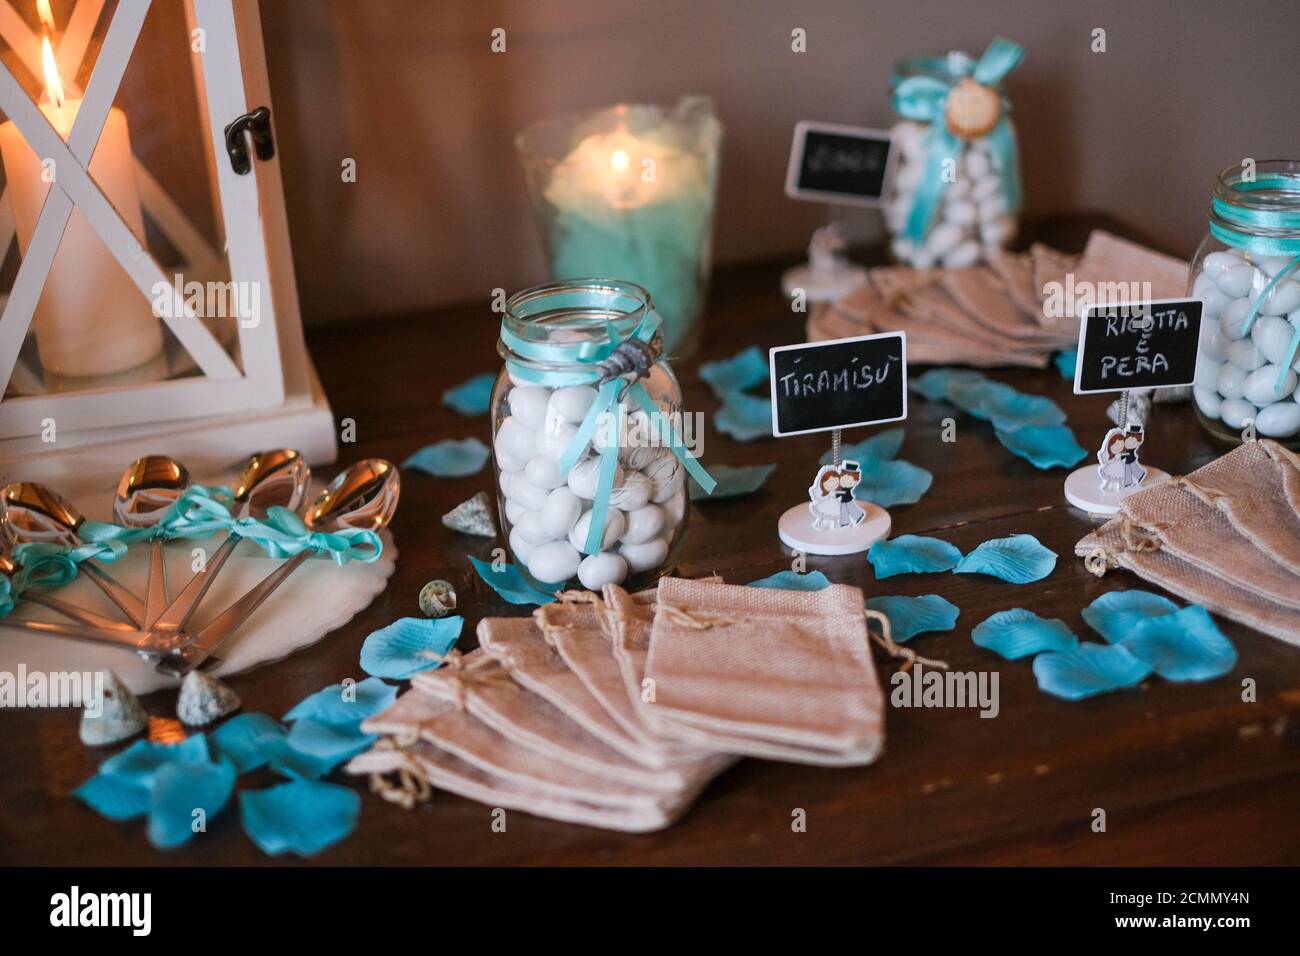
left=853, top=458, right=933, bottom=507
left=210, top=713, right=287, bottom=774
left=691, top=463, right=775, bottom=501
left=260, top=737, right=337, bottom=780
left=73, top=772, right=151, bottom=821
left=1054, top=349, right=1078, bottom=380
left=993, top=423, right=1087, bottom=469
left=402, top=437, right=491, bottom=477
left=441, top=372, right=495, bottom=416
left=240, top=780, right=361, bottom=857
left=972, top=608, right=1078, bottom=660
left=748, top=569, right=832, bottom=591
left=284, top=676, right=397, bottom=727
left=948, top=377, right=1067, bottom=430
left=700, top=345, right=768, bottom=399
left=868, top=534, right=962, bottom=578
left=955, top=534, right=1057, bottom=584
left=1120, top=605, right=1237, bottom=682
left=147, top=758, right=237, bottom=850
left=910, top=367, right=984, bottom=403
left=285, top=719, right=377, bottom=770
left=1082, top=589, right=1180, bottom=643
left=866, top=594, right=959, bottom=642
left=97, top=733, right=211, bottom=788
left=819, top=427, right=906, bottom=465
left=714, top=390, right=773, bottom=442
left=360, top=616, right=463, bottom=680
left=1032, top=643, right=1154, bottom=700
left=469, top=556, right=560, bottom=605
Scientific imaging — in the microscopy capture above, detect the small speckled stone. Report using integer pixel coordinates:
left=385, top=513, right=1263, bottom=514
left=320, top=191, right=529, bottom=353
left=441, top=491, right=496, bottom=538
left=79, top=670, right=146, bottom=747
left=177, top=670, right=241, bottom=727
left=419, top=579, right=458, bottom=618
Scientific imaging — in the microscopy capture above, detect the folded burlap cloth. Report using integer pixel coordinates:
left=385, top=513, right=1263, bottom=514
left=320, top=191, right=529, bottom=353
left=639, top=576, right=888, bottom=765
left=1076, top=440, right=1300, bottom=644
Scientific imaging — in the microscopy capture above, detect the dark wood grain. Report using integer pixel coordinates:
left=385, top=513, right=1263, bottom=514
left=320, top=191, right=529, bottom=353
left=3, top=215, right=1299, bottom=866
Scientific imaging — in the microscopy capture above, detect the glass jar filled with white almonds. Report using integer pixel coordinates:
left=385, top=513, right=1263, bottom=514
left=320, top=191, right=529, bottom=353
left=1190, top=161, right=1300, bottom=449
left=492, top=280, right=714, bottom=592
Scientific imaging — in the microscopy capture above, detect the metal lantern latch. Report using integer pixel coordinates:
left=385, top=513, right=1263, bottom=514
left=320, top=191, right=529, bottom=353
left=224, top=105, right=275, bottom=175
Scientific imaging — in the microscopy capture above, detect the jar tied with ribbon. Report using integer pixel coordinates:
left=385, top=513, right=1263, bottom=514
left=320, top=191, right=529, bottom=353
left=885, top=37, right=1024, bottom=269
left=493, top=280, right=715, bottom=592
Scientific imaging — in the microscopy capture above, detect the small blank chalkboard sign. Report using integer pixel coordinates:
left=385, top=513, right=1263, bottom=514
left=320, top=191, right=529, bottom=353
left=769, top=331, right=908, bottom=437
left=784, top=121, right=894, bottom=207
left=1073, top=299, right=1204, bottom=395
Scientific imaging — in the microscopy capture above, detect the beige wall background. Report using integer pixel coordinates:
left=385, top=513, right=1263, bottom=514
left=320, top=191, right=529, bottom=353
left=258, top=0, right=1300, bottom=325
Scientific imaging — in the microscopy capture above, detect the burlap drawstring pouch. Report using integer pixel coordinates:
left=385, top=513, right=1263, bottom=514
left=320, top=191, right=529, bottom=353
left=534, top=592, right=721, bottom=768
left=411, top=648, right=694, bottom=792
left=602, top=584, right=662, bottom=711
left=640, top=576, right=887, bottom=765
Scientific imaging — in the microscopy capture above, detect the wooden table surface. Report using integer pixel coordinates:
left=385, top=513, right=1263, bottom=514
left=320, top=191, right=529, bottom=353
left=4, top=216, right=1300, bottom=867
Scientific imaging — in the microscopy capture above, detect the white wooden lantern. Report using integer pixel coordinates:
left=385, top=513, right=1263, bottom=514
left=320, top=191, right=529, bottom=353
left=0, top=0, right=335, bottom=478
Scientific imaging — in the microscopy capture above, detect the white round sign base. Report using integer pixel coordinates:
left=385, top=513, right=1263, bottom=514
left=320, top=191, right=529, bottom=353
left=778, top=501, right=891, bottom=555
left=1063, top=465, right=1171, bottom=516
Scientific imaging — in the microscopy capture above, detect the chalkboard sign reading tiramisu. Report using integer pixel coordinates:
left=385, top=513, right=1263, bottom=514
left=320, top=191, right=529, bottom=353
left=769, top=332, right=908, bottom=437
left=1073, top=299, right=1204, bottom=394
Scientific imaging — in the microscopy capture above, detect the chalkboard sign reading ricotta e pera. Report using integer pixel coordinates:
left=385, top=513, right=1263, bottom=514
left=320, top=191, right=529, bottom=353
left=769, top=331, right=908, bottom=437
left=784, top=121, right=894, bottom=207
left=1073, top=299, right=1204, bottom=394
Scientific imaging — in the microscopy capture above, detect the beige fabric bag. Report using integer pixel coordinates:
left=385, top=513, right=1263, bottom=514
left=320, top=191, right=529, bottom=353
left=641, top=576, right=886, bottom=765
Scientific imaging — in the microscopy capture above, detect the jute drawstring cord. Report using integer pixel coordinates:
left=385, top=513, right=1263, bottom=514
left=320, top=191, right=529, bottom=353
left=420, top=648, right=516, bottom=709
left=655, top=603, right=746, bottom=630
left=1083, top=517, right=1168, bottom=577
left=367, top=739, right=432, bottom=810
left=535, top=590, right=621, bottom=646
left=865, top=608, right=947, bottom=673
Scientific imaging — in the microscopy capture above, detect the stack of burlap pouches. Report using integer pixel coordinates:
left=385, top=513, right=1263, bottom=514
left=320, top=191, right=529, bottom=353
left=809, top=230, right=1188, bottom=368
left=1076, top=439, right=1300, bottom=646
left=348, top=576, right=888, bottom=831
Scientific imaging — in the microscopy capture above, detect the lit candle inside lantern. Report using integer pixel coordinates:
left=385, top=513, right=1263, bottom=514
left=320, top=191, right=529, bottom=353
left=0, top=27, right=163, bottom=382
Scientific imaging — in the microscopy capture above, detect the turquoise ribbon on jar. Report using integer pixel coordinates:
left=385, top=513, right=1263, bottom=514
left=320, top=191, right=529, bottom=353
left=1210, top=172, right=1300, bottom=396
left=503, top=308, right=716, bottom=555
left=891, top=37, right=1024, bottom=245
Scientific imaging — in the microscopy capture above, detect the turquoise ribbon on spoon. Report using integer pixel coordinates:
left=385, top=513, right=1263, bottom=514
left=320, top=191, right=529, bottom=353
left=235, top=506, right=383, bottom=564
left=891, top=37, right=1024, bottom=245
left=506, top=308, right=716, bottom=556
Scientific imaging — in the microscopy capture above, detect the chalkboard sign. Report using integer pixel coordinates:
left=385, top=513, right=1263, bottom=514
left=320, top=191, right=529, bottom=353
left=769, top=332, right=908, bottom=437
left=1073, top=298, right=1204, bottom=394
left=784, top=121, right=893, bottom=207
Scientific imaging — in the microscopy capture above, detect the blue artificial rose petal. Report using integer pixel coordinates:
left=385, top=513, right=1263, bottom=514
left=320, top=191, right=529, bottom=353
left=868, top=534, right=963, bottom=578
left=469, top=556, right=560, bottom=605
left=820, top=427, right=905, bottom=465
left=210, top=713, right=287, bottom=774
left=971, top=608, right=1078, bottom=659
left=285, top=719, right=377, bottom=771
left=261, top=737, right=336, bottom=780
left=714, top=390, right=773, bottom=442
left=910, top=367, right=986, bottom=403
left=994, top=423, right=1088, bottom=469
left=360, top=616, right=463, bottom=680
left=240, top=780, right=361, bottom=857
left=691, top=463, right=775, bottom=501
left=955, top=534, right=1058, bottom=584
left=402, top=438, right=491, bottom=477
left=1054, top=350, right=1078, bottom=379
left=1032, top=643, right=1154, bottom=701
left=284, top=676, right=398, bottom=727
left=74, top=772, right=152, bottom=821
left=1119, top=605, right=1237, bottom=682
left=853, top=458, right=933, bottom=507
left=865, top=594, right=959, bottom=642
left=747, top=570, right=832, bottom=591
left=948, top=378, right=1067, bottom=430
left=700, top=346, right=769, bottom=399
left=441, top=372, right=496, bottom=416
left=98, top=734, right=211, bottom=790
left=147, top=758, right=237, bottom=850
left=1081, top=589, right=1181, bottom=643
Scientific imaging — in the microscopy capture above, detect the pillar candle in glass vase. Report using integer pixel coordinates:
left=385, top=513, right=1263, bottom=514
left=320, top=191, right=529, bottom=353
left=0, top=36, right=163, bottom=383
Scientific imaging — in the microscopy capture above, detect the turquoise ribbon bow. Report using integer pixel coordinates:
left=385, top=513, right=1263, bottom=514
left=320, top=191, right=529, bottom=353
left=1213, top=172, right=1300, bottom=397
left=235, top=506, right=382, bottom=565
left=504, top=308, right=716, bottom=556
left=891, top=38, right=1024, bottom=245
left=80, top=484, right=239, bottom=546
left=0, top=543, right=85, bottom=617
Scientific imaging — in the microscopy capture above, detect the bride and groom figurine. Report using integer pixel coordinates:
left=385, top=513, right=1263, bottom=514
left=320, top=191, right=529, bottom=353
left=808, top=460, right=867, bottom=530
left=1097, top=423, right=1147, bottom=492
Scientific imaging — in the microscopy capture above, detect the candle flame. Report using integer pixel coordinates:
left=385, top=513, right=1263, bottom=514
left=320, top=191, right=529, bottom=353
left=41, top=35, right=64, bottom=109
left=36, top=0, right=54, bottom=31
left=609, top=149, right=629, bottom=172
